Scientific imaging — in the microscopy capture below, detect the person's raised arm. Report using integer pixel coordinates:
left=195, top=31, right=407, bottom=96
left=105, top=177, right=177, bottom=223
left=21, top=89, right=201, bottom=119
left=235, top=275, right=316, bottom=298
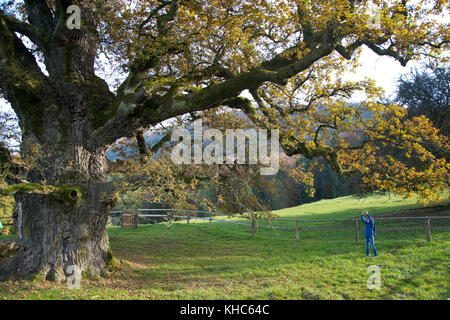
left=361, top=213, right=368, bottom=224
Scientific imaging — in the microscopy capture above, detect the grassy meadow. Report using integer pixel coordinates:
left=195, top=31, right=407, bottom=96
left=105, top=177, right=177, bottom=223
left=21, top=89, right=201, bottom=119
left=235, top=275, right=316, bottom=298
left=0, top=194, right=449, bottom=300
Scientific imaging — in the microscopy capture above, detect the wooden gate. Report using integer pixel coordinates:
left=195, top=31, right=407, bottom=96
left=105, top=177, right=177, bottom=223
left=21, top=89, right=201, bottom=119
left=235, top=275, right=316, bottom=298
left=121, top=212, right=138, bottom=228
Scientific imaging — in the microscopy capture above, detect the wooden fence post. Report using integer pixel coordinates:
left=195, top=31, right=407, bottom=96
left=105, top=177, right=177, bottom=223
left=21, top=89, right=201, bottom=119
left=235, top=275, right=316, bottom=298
left=250, top=214, right=255, bottom=237
left=209, top=213, right=212, bottom=228
left=296, top=221, right=300, bottom=242
left=187, top=211, right=190, bottom=224
left=135, top=212, right=139, bottom=228
left=425, top=218, right=432, bottom=241
left=355, top=220, right=360, bottom=243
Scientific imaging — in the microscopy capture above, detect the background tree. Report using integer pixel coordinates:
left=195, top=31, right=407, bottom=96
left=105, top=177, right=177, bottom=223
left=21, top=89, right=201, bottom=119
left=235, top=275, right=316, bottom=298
left=0, top=0, right=448, bottom=281
left=396, top=65, right=449, bottom=137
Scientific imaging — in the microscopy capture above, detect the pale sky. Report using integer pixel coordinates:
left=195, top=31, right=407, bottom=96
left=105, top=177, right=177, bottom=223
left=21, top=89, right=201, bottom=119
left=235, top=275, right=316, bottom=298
left=346, top=47, right=420, bottom=101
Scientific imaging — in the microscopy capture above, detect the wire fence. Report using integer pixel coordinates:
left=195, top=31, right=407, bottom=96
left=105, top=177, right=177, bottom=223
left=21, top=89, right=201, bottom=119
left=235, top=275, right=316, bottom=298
left=3, top=208, right=448, bottom=242
left=109, top=209, right=450, bottom=243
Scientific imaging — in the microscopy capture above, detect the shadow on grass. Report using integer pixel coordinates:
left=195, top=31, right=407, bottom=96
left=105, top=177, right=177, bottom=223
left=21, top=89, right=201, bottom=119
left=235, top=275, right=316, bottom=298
left=107, top=219, right=449, bottom=287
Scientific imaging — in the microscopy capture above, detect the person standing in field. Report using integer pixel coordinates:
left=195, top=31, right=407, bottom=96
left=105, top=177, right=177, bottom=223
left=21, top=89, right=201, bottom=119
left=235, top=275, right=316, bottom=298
left=361, top=210, right=378, bottom=257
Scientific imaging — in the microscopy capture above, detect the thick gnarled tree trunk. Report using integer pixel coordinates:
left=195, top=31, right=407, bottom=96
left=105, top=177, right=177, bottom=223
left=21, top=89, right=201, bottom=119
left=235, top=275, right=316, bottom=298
left=0, top=142, right=117, bottom=281
left=7, top=192, right=112, bottom=281
left=0, top=1, right=120, bottom=281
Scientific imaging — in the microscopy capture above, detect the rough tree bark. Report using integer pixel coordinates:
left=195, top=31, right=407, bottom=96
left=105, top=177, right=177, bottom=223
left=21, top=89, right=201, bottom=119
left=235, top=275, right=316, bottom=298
left=0, top=1, right=120, bottom=280
left=0, top=92, right=118, bottom=280
left=7, top=188, right=114, bottom=281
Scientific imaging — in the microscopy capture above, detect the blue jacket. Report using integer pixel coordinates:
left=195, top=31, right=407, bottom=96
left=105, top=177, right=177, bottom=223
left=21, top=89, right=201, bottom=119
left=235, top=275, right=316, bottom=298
left=361, top=214, right=376, bottom=237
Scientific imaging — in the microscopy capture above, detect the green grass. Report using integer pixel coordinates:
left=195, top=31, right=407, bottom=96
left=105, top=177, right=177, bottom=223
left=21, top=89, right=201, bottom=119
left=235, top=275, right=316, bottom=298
left=1, top=194, right=449, bottom=300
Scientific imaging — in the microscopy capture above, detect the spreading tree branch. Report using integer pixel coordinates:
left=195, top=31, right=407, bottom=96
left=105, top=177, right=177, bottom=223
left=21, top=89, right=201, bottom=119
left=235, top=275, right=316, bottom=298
left=94, top=28, right=338, bottom=147
left=23, top=0, right=54, bottom=33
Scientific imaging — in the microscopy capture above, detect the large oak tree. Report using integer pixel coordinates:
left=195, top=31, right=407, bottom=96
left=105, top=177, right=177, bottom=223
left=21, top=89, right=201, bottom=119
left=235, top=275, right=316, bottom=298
left=0, top=0, right=448, bottom=281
